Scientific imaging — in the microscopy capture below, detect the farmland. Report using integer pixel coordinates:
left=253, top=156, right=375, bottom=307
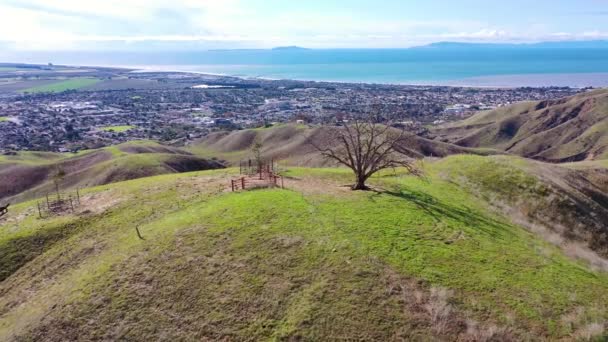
left=22, top=78, right=101, bottom=93
left=99, top=125, right=136, bottom=133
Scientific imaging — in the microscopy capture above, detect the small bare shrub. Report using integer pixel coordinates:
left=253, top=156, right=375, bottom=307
left=573, top=322, right=605, bottom=341
left=563, top=243, right=608, bottom=272
left=425, top=286, right=453, bottom=335
left=561, top=306, right=586, bottom=330
left=465, top=319, right=510, bottom=342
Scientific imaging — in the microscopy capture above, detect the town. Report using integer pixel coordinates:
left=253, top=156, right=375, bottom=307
left=0, top=68, right=583, bottom=152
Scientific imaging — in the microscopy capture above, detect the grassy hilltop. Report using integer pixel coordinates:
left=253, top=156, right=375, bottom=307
left=1, top=154, right=608, bottom=340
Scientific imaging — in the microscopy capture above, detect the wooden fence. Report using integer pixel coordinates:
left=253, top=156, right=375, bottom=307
left=231, top=159, right=284, bottom=191
left=231, top=174, right=284, bottom=191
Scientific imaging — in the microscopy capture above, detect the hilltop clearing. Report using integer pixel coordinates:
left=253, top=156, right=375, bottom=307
left=1, top=155, right=607, bottom=340
left=432, top=89, right=608, bottom=162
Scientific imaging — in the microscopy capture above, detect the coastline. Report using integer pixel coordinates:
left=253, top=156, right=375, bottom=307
left=33, top=61, right=608, bottom=89
left=129, top=64, right=608, bottom=88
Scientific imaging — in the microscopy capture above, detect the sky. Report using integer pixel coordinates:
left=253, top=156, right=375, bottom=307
left=1, top=0, right=608, bottom=51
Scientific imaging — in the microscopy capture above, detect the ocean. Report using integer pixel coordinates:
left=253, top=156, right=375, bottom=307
left=17, top=48, right=608, bottom=87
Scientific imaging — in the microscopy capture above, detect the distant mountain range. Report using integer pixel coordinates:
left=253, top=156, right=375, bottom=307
left=208, top=41, right=608, bottom=52
left=209, top=46, right=310, bottom=52
left=414, top=40, right=608, bottom=50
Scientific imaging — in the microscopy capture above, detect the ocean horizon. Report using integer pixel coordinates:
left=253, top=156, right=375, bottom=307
left=10, top=47, right=608, bottom=87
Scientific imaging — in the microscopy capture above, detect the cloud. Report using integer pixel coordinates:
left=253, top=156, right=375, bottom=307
left=581, top=31, right=608, bottom=38
left=432, top=29, right=511, bottom=41
left=1, top=0, right=607, bottom=50
left=0, top=0, right=241, bottom=43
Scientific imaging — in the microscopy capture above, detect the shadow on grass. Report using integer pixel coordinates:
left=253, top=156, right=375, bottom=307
left=373, top=186, right=515, bottom=239
left=0, top=217, right=92, bottom=282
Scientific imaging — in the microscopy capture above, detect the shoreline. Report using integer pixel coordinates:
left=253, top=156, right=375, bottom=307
left=125, top=64, right=608, bottom=89
left=5, top=61, right=607, bottom=89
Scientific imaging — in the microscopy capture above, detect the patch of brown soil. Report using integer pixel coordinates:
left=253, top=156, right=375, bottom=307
left=284, top=175, right=353, bottom=196
left=78, top=190, right=123, bottom=215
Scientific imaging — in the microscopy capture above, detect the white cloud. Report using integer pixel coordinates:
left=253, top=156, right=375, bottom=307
left=0, top=0, right=607, bottom=50
left=430, top=29, right=511, bottom=41
left=582, top=31, right=608, bottom=38
left=0, top=0, right=242, bottom=47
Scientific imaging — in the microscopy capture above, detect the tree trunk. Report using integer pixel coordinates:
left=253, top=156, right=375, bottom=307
left=352, top=175, right=369, bottom=190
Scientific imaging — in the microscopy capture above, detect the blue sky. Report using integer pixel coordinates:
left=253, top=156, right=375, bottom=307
left=1, top=0, right=607, bottom=51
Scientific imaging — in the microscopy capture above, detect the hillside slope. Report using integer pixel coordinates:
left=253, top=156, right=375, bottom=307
left=0, top=141, right=224, bottom=203
left=190, top=124, right=498, bottom=166
left=433, top=89, right=608, bottom=162
left=1, top=156, right=607, bottom=340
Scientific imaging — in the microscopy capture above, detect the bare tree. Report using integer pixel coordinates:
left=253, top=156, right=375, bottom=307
left=311, top=118, right=422, bottom=190
left=52, top=165, right=66, bottom=199
left=251, top=137, right=264, bottom=169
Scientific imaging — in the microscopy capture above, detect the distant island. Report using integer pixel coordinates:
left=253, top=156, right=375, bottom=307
left=271, top=46, right=310, bottom=51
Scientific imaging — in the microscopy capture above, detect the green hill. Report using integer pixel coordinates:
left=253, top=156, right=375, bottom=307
left=432, top=89, right=608, bottom=162
left=1, top=155, right=607, bottom=340
left=0, top=141, right=224, bottom=203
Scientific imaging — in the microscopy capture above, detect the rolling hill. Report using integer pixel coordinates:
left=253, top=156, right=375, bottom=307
left=189, top=124, right=499, bottom=166
left=0, top=140, right=225, bottom=203
left=2, top=88, right=608, bottom=340
left=1, top=155, right=607, bottom=340
left=432, top=89, right=608, bottom=162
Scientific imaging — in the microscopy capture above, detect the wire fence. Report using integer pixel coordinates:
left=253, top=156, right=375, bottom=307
left=37, top=188, right=82, bottom=218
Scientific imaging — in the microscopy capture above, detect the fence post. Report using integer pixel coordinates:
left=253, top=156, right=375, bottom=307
left=281, top=176, right=284, bottom=189
left=231, top=180, right=235, bottom=192
left=37, top=202, right=42, bottom=218
left=135, top=225, right=144, bottom=240
left=69, top=197, right=74, bottom=212
left=46, top=193, right=50, bottom=209
left=76, top=188, right=80, bottom=204
left=241, top=177, right=246, bottom=190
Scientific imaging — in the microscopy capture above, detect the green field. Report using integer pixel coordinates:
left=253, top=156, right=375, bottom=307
left=99, top=125, right=135, bottom=133
left=1, top=156, right=607, bottom=340
left=22, top=78, right=101, bottom=93
left=0, top=116, right=8, bottom=122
